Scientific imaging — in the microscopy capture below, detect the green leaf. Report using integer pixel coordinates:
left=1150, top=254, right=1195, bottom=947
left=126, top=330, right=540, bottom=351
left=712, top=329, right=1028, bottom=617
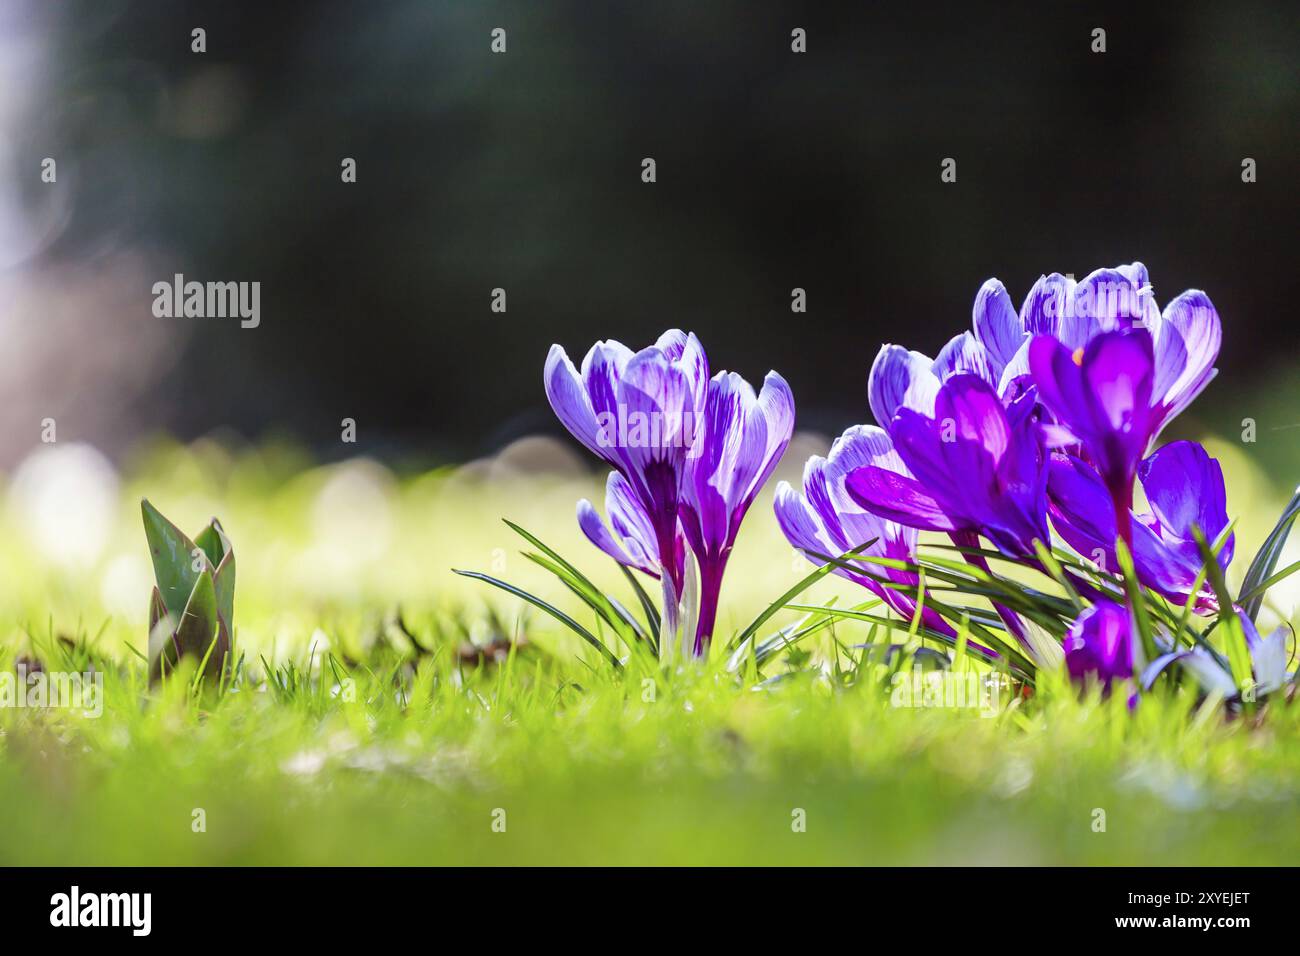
left=212, top=548, right=236, bottom=637
left=1032, top=540, right=1083, bottom=612
left=152, top=567, right=227, bottom=682
left=785, top=602, right=1030, bottom=678
left=193, top=518, right=229, bottom=568
left=619, top=565, right=661, bottom=650
left=790, top=549, right=1042, bottom=672
left=141, top=499, right=203, bottom=622
left=452, top=569, right=621, bottom=668
left=520, top=551, right=640, bottom=651
left=507, top=521, right=643, bottom=648
left=1114, top=539, right=1157, bottom=666
left=1236, top=560, right=1300, bottom=610
left=726, top=603, right=849, bottom=673
left=1237, top=487, right=1300, bottom=622
left=148, top=585, right=168, bottom=637
left=1195, top=528, right=1252, bottom=692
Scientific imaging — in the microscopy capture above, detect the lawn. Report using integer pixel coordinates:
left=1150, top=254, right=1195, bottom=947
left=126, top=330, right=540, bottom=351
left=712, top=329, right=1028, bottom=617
left=1, top=432, right=1297, bottom=866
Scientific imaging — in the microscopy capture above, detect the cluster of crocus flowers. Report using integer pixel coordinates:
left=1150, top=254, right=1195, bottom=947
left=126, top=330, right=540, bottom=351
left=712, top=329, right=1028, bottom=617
left=776, top=262, right=1238, bottom=694
left=539, top=264, right=1282, bottom=701
left=545, top=330, right=793, bottom=658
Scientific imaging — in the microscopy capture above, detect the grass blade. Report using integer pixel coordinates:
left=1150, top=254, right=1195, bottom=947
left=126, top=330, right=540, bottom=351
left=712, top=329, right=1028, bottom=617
left=1237, top=487, right=1300, bottom=622
left=452, top=569, right=621, bottom=668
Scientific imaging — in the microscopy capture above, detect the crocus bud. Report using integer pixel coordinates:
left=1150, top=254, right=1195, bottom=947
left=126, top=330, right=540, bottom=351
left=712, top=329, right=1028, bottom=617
left=142, top=499, right=235, bottom=683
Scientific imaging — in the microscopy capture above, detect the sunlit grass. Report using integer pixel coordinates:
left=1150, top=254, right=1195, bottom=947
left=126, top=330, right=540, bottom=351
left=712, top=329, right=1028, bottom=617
left=0, top=434, right=1297, bottom=865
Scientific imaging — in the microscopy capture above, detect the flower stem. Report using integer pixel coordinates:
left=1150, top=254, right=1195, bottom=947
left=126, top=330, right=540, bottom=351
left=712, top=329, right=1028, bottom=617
left=1109, top=480, right=1134, bottom=553
left=659, top=572, right=679, bottom=663
left=693, top=557, right=726, bottom=657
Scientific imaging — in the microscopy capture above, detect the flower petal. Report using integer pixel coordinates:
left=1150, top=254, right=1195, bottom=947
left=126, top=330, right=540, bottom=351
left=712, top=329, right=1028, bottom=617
left=1071, top=266, right=1147, bottom=329
left=933, top=331, right=995, bottom=385
left=577, top=498, right=640, bottom=568
left=845, top=465, right=959, bottom=533
left=580, top=339, right=635, bottom=461
left=1019, top=273, right=1074, bottom=338
left=618, top=345, right=695, bottom=468
left=1047, top=454, right=1116, bottom=561
left=743, top=370, right=796, bottom=508
left=606, top=472, right=662, bottom=569
left=996, top=337, right=1034, bottom=396
left=544, top=344, right=603, bottom=457
left=1063, top=600, right=1134, bottom=686
left=682, top=369, right=794, bottom=561
left=1151, top=290, right=1221, bottom=431
left=1028, top=334, right=1089, bottom=435
left=774, top=479, right=832, bottom=557
left=1081, top=328, right=1155, bottom=449
left=868, top=344, right=939, bottom=428
left=1138, top=441, right=1228, bottom=547
left=1031, top=330, right=1155, bottom=486
left=972, top=278, right=1024, bottom=377
left=577, top=473, right=662, bottom=576
left=937, top=372, right=1011, bottom=466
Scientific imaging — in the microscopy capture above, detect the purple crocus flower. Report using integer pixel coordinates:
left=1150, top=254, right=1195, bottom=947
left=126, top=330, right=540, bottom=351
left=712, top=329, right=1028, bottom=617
left=544, top=329, right=709, bottom=600
left=774, top=425, right=953, bottom=637
left=849, top=373, right=1050, bottom=559
left=679, top=370, right=795, bottom=654
left=1026, top=276, right=1221, bottom=543
left=1028, top=328, right=1157, bottom=543
left=1047, top=441, right=1233, bottom=613
left=1060, top=598, right=1133, bottom=686
left=975, top=263, right=1160, bottom=394
left=898, top=263, right=1159, bottom=399
left=577, top=471, right=684, bottom=580
left=1063, top=599, right=1135, bottom=689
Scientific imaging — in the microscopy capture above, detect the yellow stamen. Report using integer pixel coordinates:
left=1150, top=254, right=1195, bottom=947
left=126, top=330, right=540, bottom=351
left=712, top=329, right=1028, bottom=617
left=1072, top=347, right=1085, bottom=366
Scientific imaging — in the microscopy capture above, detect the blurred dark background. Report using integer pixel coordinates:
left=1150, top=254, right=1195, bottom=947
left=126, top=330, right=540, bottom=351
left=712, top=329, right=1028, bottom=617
left=2, top=0, right=1297, bottom=467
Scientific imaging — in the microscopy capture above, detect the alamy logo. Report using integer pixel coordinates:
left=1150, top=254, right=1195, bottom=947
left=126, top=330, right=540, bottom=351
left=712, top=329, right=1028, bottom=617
left=151, top=273, right=261, bottom=328
left=49, top=886, right=151, bottom=936
left=0, top=665, right=102, bottom=718
left=595, top=405, right=702, bottom=456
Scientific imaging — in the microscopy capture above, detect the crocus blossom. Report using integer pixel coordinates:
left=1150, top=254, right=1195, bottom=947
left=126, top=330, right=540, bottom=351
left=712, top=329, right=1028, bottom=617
left=849, top=373, right=1050, bottom=559
left=1047, top=441, right=1233, bottom=612
left=679, top=370, right=794, bottom=654
left=544, top=329, right=708, bottom=602
left=979, top=264, right=1156, bottom=390
left=895, top=263, right=1161, bottom=399
left=577, top=471, right=684, bottom=579
left=1025, top=269, right=1221, bottom=542
left=548, top=329, right=793, bottom=659
left=774, top=425, right=951, bottom=636
left=1028, top=328, right=1157, bottom=541
left=1063, top=600, right=1134, bottom=689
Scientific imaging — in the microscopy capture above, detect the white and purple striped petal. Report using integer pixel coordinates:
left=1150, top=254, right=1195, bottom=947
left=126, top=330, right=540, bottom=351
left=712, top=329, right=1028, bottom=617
left=867, top=344, right=940, bottom=428
left=972, top=278, right=1025, bottom=379
left=775, top=426, right=946, bottom=631
left=577, top=471, right=668, bottom=578
left=1149, top=290, right=1221, bottom=434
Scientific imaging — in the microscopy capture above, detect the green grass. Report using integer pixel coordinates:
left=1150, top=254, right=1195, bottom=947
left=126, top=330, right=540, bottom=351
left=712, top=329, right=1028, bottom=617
left=3, top=647, right=1299, bottom=865
left=1, top=434, right=1297, bottom=865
